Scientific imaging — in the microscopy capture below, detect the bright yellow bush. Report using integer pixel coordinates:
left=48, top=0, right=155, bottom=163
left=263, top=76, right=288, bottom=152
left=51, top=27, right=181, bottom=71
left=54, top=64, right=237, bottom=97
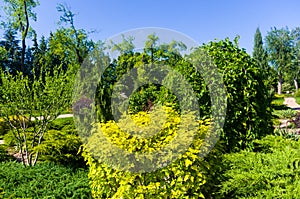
left=83, top=106, right=211, bottom=198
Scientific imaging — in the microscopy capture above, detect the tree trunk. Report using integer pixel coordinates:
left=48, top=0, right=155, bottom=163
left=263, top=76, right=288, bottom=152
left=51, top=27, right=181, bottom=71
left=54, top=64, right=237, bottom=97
left=278, top=74, right=283, bottom=95
left=294, top=78, right=298, bottom=92
left=278, top=81, right=282, bottom=95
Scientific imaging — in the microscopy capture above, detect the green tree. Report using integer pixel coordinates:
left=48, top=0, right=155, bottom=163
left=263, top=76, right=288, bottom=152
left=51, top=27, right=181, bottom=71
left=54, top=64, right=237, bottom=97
left=291, top=27, right=300, bottom=91
left=109, top=34, right=135, bottom=54
left=57, top=4, right=94, bottom=65
left=202, top=38, right=273, bottom=151
left=0, top=29, right=21, bottom=74
left=2, top=0, right=39, bottom=74
left=265, top=27, right=293, bottom=94
left=0, top=65, right=74, bottom=166
left=253, top=27, right=274, bottom=88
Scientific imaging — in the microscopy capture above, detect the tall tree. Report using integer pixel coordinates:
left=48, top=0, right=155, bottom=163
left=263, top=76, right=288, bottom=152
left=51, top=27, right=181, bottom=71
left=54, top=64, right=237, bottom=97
left=291, top=27, right=300, bottom=91
left=2, top=0, right=39, bottom=74
left=0, top=29, right=21, bottom=74
left=56, top=4, right=93, bottom=65
left=265, top=27, right=293, bottom=94
left=145, top=33, right=159, bottom=63
left=253, top=28, right=269, bottom=75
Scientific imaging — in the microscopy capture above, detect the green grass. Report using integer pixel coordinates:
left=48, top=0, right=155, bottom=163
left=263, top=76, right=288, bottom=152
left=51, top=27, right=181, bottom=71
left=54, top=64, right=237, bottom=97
left=271, top=94, right=288, bottom=111
left=295, top=96, right=300, bottom=105
left=49, top=117, right=74, bottom=130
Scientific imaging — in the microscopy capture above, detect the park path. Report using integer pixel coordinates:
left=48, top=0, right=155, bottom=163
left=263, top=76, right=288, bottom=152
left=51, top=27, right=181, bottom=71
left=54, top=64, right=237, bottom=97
left=283, top=97, right=300, bottom=110
left=0, top=114, right=73, bottom=145
left=278, top=97, right=300, bottom=128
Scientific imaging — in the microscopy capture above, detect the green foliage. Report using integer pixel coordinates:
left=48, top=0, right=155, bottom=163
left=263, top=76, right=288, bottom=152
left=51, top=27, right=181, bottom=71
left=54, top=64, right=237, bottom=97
left=273, top=109, right=298, bottom=119
left=294, top=89, right=300, bottom=97
left=83, top=107, right=210, bottom=198
left=0, top=161, right=91, bottom=198
left=218, top=135, right=300, bottom=198
left=0, top=119, right=9, bottom=138
left=2, top=0, right=40, bottom=75
left=271, top=94, right=285, bottom=106
left=34, top=118, right=86, bottom=167
left=282, top=82, right=294, bottom=93
left=0, top=64, right=75, bottom=166
left=295, top=97, right=300, bottom=105
left=274, top=128, right=300, bottom=141
left=0, top=145, right=14, bottom=162
left=265, top=27, right=295, bottom=94
left=253, top=27, right=275, bottom=89
left=202, top=38, right=273, bottom=151
left=95, top=37, right=207, bottom=122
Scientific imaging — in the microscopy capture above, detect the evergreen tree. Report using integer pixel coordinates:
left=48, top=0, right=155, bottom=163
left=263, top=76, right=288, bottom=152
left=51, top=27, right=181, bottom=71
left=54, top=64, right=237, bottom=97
left=0, top=29, right=21, bottom=74
left=252, top=27, right=274, bottom=89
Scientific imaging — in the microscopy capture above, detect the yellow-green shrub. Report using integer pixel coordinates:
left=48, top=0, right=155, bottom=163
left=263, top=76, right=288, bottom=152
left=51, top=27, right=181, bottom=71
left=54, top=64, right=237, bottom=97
left=82, top=106, right=211, bottom=198
left=0, top=116, right=30, bottom=138
left=0, top=118, right=8, bottom=137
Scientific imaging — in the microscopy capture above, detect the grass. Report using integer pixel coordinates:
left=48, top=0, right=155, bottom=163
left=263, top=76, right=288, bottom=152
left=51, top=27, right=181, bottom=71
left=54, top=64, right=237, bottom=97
left=271, top=94, right=288, bottom=111
left=295, top=96, right=300, bottom=105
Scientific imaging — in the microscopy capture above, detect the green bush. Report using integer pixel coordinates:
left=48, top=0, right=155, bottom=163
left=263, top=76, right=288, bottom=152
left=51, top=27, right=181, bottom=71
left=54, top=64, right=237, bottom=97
left=83, top=107, right=210, bottom=198
left=274, top=128, right=300, bottom=141
left=3, top=117, right=86, bottom=167
left=294, top=89, right=300, bottom=97
left=218, top=135, right=300, bottom=198
left=273, top=109, right=298, bottom=119
left=0, top=162, right=91, bottom=198
left=34, top=117, right=86, bottom=167
left=202, top=39, right=273, bottom=151
left=0, top=119, right=8, bottom=139
left=282, top=82, right=294, bottom=93
left=271, top=94, right=285, bottom=106
left=48, top=117, right=74, bottom=130
left=34, top=129, right=85, bottom=167
left=0, top=145, right=14, bottom=162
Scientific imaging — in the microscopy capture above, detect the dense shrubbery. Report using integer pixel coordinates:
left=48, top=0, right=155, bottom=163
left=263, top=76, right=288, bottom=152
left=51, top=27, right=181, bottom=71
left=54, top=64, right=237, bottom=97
left=0, top=119, right=8, bottom=139
left=0, top=145, right=13, bottom=162
left=83, top=106, right=210, bottom=198
left=34, top=117, right=86, bottom=167
left=95, top=38, right=273, bottom=154
left=81, top=38, right=275, bottom=198
left=217, top=135, right=300, bottom=198
left=202, top=39, right=273, bottom=151
left=2, top=117, right=86, bottom=167
left=0, top=162, right=91, bottom=198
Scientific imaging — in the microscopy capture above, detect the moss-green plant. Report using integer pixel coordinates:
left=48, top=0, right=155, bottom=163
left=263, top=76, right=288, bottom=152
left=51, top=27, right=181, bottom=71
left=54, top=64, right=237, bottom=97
left=218, top=135, right=300, bottom=198
left=0, top=162, right=91, bottom=198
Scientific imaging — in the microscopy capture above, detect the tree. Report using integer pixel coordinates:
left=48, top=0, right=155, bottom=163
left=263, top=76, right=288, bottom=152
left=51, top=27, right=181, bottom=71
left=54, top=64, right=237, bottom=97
left=2, top=0, right=39, bottom=74
left=0, top=65, right=74, bottom=166
left=0, top=29, right=21, bottom=74
left=145, top=33, right=159, bottom=63
left=253, top=27, right=273, bottom=88
left=109, top=34, right=135, bottom=54
left=202, top=38, right=273, bottom=151
left=291, top=27, right=300, bottom=91
left=265, top=27, right=293, bottom=94
left=57, top=4, right=94, bottom=65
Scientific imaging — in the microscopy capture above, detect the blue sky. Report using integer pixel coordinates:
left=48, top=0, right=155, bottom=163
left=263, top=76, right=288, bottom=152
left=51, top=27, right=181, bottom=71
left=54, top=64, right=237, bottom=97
left=2, top=0, right=300, bottom=54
